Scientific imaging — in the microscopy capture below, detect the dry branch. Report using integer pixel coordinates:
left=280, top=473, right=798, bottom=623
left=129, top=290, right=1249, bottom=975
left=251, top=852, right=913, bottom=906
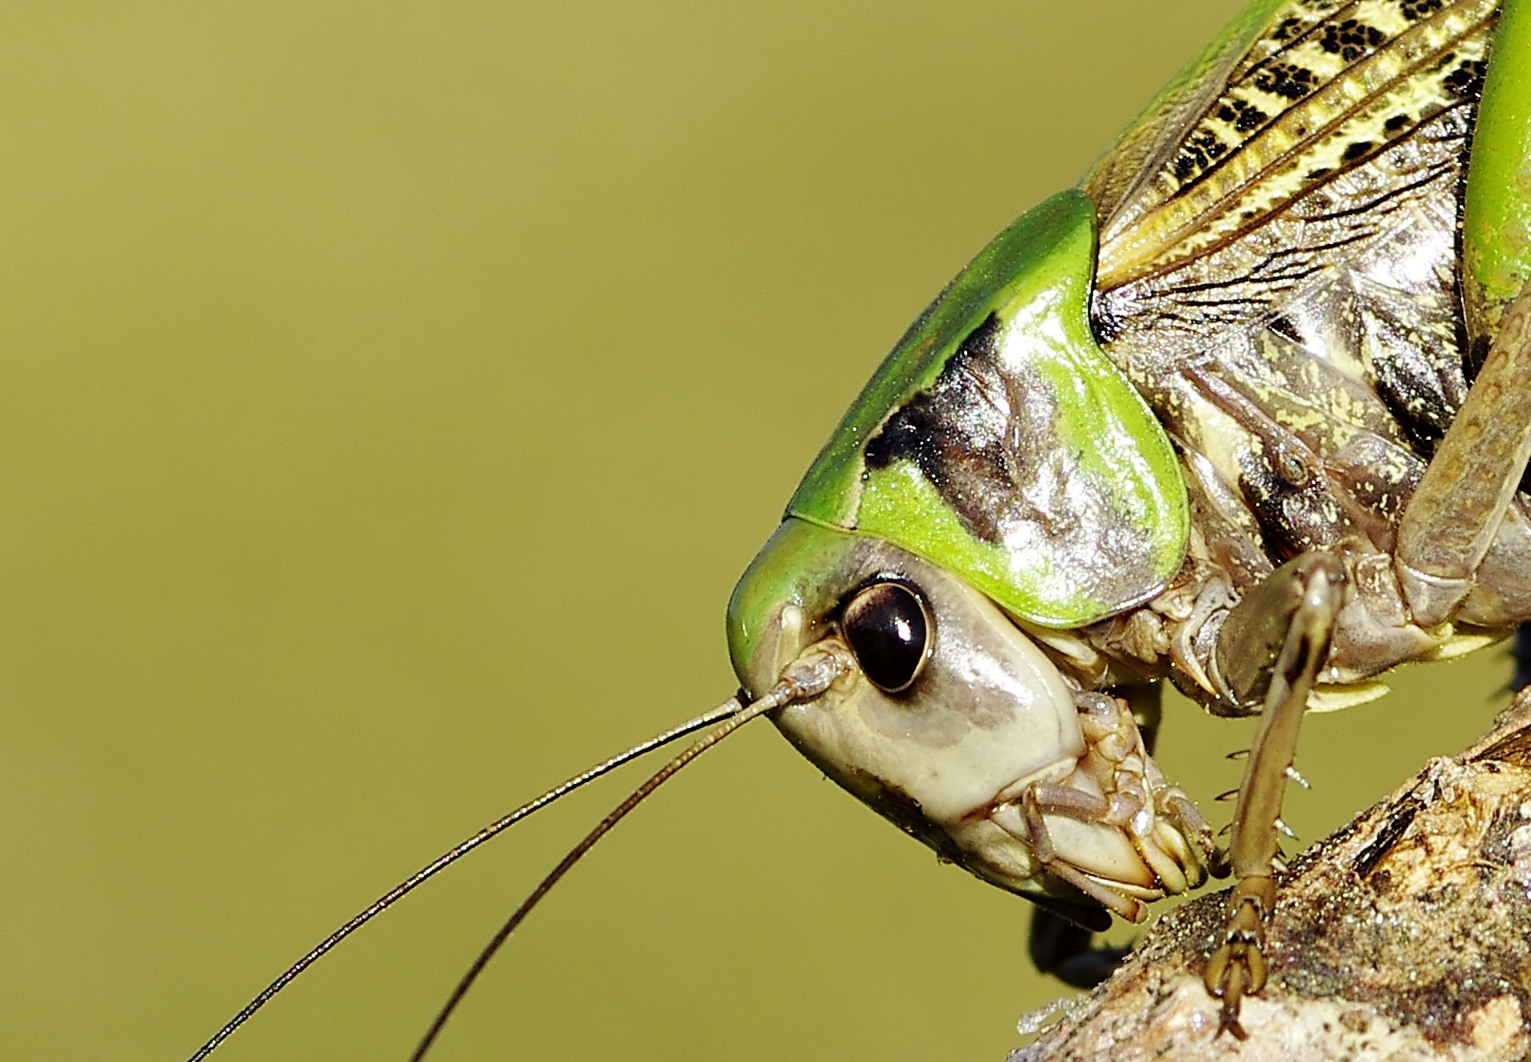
left=1013, top=689, right=1531, bottom=1061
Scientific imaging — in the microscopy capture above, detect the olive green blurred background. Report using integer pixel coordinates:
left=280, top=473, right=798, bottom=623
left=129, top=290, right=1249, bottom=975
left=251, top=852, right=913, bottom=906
left=0, top=3, right=1513, bottom=1060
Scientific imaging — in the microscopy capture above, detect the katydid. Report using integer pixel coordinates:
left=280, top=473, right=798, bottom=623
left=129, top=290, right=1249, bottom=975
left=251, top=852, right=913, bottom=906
left=188, top=0, right=1531, bottom=1055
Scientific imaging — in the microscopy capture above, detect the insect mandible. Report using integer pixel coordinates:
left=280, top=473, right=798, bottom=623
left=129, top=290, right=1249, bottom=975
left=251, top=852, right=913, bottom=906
left=179, top=0, right=1531, bottom=1058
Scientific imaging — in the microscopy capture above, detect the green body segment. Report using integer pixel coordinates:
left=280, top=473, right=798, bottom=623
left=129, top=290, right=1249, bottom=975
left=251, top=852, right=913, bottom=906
left=726, top=518, right=856, bottom=673
left=1464, top=0, right=1531, bottom=337
left=762, top=0, right=1526, bottom=636
left=786, top=191, right=1188, bottom=628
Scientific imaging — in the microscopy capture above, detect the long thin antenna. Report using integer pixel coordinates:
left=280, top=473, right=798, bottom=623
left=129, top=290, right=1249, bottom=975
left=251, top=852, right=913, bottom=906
left=408, top=697, right=770, bottom=1060
left=409, top=638, right=853, bottom=1060
left=185, top=697, right=745, bottom=1062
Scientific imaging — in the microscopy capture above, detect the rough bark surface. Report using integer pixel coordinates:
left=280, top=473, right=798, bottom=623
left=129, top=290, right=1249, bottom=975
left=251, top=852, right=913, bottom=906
left=1012, top=690, right=1531, bottom=1062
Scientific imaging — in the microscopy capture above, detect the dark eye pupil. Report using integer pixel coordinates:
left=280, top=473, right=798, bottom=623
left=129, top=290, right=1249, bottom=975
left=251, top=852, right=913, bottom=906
left=842, top=582, right=930, bottom=693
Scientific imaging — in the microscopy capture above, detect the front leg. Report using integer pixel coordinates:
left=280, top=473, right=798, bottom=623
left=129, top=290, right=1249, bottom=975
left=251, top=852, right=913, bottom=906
left=1025, top=685, right=1170, bottom=989
left=1204, top=553, right=1345, bottom=1037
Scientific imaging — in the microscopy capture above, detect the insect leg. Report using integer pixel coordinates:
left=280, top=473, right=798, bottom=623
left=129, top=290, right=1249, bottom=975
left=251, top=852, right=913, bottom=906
left=1395, top=284, right=1531, bottom=628
left=1204, top=553, right=1345, bottom=1038
left=1023, top=684, right=1164, bottom=988
left=1018, top=785, right=1149, bottom=922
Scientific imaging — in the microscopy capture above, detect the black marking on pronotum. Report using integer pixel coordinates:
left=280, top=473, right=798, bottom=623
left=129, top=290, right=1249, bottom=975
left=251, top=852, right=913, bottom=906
left=863, top=313, right=1018, bottom=546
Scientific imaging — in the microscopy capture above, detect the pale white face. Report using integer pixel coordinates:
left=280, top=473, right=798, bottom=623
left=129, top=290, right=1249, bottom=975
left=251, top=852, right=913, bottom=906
left=728, top=519, right=1207, bottom=919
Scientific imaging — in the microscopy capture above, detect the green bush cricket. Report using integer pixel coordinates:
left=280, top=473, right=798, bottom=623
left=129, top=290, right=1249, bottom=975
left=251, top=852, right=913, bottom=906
left=175, top=1, right=1531, bottom=1057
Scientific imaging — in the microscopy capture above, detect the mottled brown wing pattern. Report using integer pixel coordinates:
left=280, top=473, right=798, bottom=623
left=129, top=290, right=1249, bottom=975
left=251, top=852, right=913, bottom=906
left=1091, top=0, right=1496, bottom=290
left=1083, top=0, right=1506, bottom=611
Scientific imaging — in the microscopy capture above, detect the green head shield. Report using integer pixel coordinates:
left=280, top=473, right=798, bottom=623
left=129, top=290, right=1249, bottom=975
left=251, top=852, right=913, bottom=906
left=786, top=190, right=1188, bottom=628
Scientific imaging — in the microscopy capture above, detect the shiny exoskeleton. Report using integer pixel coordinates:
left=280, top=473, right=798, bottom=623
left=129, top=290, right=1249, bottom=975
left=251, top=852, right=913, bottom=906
left=729, top=0, right=1531, bottom=1037
left=179, top=3, right=1531, bottom=1057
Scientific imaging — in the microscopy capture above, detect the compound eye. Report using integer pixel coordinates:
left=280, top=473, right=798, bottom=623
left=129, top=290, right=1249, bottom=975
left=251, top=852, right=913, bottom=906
left=841, top=582, right=931, bottom=694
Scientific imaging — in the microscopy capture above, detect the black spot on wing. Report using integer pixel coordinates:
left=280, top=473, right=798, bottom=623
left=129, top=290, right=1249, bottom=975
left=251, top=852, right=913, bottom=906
left=1400, top=0, right=1446, bottom=20
left=1443, top=57, right=1487, bottom=100
left=1318, top=19, right=1387, bottom=62
left=1340, top=139, right=1376, bottom=166
left=1252, top=59, right=1319, bottom=101
left=1173, top=129, right=1232, bottom=182
left=1270, top=15, right=1307, bottom=43
left=1216, top=98, right=1270, bottom=134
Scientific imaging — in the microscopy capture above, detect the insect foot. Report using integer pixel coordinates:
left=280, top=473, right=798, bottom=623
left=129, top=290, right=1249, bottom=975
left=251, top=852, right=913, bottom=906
left=1202, top=874, right=1274, bottom=1041
left=988, top=691, right=1216, bottom=923
left=1013, top=692, right=1531, bottom=1061
left=1070, top=692, right=1216, bottom=898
